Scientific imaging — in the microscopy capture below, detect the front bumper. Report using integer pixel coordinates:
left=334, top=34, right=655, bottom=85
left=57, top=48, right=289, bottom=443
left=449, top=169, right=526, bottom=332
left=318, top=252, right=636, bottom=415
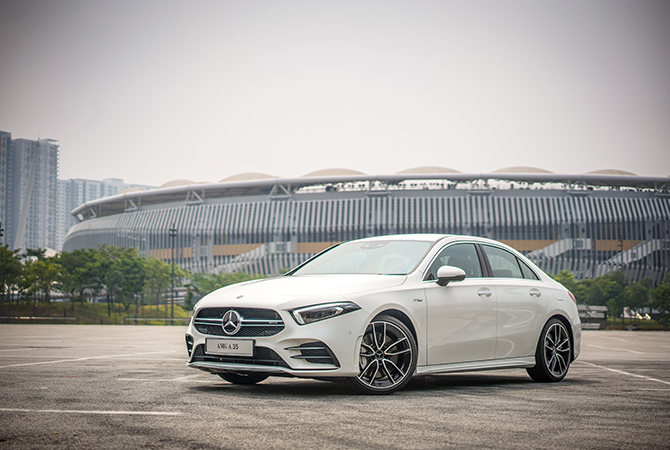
left=186, top=308, right=368, bottom=378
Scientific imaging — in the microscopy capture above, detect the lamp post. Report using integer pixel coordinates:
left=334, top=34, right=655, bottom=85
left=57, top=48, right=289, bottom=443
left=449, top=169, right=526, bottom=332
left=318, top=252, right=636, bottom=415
left=169, top=224, right=177, bottom=323
left=618, top=239, right=626, bottom=330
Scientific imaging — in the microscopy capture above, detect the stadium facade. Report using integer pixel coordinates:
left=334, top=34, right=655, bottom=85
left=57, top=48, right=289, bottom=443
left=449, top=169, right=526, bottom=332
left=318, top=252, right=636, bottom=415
left=62, top=167, right=670, bottom=283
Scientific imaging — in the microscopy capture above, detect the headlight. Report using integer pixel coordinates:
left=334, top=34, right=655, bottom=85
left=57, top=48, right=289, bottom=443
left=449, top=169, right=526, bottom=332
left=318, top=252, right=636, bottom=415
left=290, top=302, right=361, bottom=325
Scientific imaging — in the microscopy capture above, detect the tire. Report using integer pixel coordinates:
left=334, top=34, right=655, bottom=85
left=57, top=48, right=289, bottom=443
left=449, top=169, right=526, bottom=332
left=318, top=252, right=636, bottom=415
left=218, top=371, right=270, bottom=385
left=348, top=314, right=417, bottom=394
left=527, top=318, right=572, bottom=382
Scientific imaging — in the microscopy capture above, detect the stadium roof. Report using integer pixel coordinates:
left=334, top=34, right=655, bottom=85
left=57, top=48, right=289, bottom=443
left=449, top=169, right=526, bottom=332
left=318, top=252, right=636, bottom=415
left=586, top=169, right=638, bottom=176
left=219, top=172, right=277, bottom=183
left=492, top=166, right=554, bottom=174
left=396, top=166, right=461, bottom=174
left=72, top=170, right=670, bottom=221
left=302, top=168, right=366, bottom=177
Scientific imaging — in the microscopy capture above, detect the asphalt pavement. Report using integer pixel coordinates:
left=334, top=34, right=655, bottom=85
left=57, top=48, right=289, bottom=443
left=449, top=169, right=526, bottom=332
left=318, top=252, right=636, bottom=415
left=0, top=325, right=668, bottom=449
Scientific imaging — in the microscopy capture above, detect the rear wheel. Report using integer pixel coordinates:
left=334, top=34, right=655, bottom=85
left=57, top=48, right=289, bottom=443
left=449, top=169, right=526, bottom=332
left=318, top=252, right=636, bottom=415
left=218, top=372, right=269, bottom=385
left=527, top=318, right=572, bottom=382
left=348, top=315, right=417, bottom=394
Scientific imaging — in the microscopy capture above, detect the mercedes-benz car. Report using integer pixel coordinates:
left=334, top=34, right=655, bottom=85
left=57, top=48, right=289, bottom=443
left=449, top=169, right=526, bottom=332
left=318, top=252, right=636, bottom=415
left=185, top=234, right=581, bottom=394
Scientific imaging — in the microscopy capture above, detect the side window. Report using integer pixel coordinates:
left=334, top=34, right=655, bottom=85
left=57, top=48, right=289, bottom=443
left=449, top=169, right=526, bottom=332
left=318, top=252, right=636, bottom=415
left=482, top=245, right=523, bottom=279
left=518, top=258, right=540, bottom=280
left=427, top=243, right=482, bottom=280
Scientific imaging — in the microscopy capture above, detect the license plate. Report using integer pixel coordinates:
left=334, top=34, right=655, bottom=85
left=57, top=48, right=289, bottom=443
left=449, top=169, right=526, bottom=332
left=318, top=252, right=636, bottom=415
left=206, top=338, right=254, bottom=356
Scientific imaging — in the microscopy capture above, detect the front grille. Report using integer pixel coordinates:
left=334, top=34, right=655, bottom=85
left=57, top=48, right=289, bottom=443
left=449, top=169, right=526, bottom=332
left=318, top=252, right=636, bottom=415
left=285, top=341, right=340, bottom=366
left=194, top=307, right=285, bottom=337
left=191, top=344, right=290, bottom=368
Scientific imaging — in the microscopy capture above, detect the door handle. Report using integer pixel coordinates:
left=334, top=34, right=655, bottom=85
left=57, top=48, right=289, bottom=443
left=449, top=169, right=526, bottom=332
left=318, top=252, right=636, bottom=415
left=477, top=288, right=492, bottom=297
left=529, top=288, right=542, bottom=297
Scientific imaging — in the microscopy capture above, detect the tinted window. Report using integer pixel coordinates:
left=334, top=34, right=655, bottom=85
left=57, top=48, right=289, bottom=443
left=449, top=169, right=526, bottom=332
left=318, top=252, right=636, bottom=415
left=427, top=243, right=482, bottom=280
left=482, top=245, right=523, bottom=279
left=518, top=258, right=540, bottom=280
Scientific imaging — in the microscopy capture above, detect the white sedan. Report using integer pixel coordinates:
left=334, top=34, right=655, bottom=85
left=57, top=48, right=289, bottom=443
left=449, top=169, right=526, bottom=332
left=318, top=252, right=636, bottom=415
left=186, top=234, right=581, bottom=394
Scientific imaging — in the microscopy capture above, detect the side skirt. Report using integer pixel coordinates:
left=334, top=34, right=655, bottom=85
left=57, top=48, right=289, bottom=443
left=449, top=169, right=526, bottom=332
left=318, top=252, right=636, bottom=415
left=416, top=357, right=536, bottom=376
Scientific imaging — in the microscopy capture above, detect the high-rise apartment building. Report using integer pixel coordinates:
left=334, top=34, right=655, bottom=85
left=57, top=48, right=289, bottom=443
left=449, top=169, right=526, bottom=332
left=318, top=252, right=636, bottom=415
left=0, top=130, right=15, bottom=247
left=0, top=131, right=59, bottom=251
left=1, top=129, right=154, bottom=251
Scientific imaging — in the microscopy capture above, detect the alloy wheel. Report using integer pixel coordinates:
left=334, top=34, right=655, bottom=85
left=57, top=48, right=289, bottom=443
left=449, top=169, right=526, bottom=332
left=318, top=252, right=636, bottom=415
left=543, top=321, right=571, bottom=378
left=356, top=319, right=414, bottom=391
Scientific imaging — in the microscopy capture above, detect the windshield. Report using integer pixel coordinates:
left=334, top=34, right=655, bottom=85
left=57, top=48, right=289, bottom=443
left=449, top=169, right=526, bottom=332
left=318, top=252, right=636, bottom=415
left=290, top=240, right=433, bottom=275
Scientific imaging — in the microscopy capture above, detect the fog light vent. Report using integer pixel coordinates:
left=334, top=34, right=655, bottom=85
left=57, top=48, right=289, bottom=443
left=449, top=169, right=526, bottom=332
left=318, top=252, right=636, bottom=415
left=185, top=335, right=194, bottom=357
left=285, top=341, right=340, bottom=367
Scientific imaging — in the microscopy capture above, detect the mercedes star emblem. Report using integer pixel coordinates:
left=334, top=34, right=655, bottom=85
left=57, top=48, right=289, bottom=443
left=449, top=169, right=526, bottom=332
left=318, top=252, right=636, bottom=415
left=222, top=310, right=243, bottom=335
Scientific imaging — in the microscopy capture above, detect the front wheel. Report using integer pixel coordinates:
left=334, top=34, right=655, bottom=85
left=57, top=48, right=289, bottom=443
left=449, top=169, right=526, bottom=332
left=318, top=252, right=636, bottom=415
left=348, top=315, right=417, bottom=394
left=218, top=371, right=269, bottom=385
left=527, top=318, right=572, bottom=382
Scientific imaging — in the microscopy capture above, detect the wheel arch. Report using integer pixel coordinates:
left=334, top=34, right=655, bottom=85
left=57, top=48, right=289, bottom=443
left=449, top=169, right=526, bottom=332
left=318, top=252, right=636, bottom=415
left=547, top=313, right=576, bottom=362
left=373, top=309, right=418, bottom=346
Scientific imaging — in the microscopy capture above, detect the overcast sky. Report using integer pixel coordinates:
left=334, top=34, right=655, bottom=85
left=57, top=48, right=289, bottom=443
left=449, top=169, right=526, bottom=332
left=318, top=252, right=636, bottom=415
left=1, top=0, right=669, bottom=186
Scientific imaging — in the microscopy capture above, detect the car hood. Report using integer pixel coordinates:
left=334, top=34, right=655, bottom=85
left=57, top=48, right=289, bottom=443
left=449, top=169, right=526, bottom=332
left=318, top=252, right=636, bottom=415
left=195, top=274, right=407, bottom=311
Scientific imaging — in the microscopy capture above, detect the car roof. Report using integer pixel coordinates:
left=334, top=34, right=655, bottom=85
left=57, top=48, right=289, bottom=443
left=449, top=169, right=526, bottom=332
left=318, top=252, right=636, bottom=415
left=350, top=234, right=450, bottom=244
left=350, top=234, right=505, bottom=245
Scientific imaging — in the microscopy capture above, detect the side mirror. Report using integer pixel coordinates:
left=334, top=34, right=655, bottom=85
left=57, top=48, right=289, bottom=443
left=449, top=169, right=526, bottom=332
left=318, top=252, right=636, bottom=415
left=436, top=265, right=466, bottom=286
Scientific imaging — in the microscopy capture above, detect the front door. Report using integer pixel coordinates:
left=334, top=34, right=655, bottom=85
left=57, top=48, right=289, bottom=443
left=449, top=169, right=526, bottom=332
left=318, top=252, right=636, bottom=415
left=424, top=243, right=497, bottom=365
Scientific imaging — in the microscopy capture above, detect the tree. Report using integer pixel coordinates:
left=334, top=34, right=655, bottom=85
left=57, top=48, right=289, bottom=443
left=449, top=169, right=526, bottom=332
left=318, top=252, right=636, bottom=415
left=183, top=285, right=196, bottom=311
left=24, top=248, right=46, bottom=260
left=623, top=282, right=649, bottom=317
left=604, top=280, right=624, bottom=328
left=122, top=253, right=146, bottom=314
left=0, top=245, right=22, bottom=304
left=651, top=275, right=670, bottom=329
left=104, top=269, right=124, bottom=316
left=553, top=270, right=578, bottom=296
left=94, top=245, right=149, bottom=316
left=574, top=278, right=593, bottom=305
left=609, top=270, right=628, bottom=290
left=143, top=258, right=172, bottom=311
left=585, top=282, right=605, bottom=306
left=58, top=249, right=98, bottom=304
left=24, top=257, right=61, bottom=303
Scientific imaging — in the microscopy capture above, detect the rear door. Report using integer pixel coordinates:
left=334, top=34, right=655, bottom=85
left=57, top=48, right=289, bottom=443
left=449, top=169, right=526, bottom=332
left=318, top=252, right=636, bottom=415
left=480, top=244, right=549, bottom=359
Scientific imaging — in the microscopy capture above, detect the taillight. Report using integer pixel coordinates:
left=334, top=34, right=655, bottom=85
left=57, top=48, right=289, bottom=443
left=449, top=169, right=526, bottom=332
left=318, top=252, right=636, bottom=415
left=568, top=291, right=577, bottom=305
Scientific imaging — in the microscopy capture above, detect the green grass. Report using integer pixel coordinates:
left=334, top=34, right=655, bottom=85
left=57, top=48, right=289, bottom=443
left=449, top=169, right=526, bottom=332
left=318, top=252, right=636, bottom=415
left=604, top=317, right=666, bottom=331
left=0, top=301, right=191, bottom=325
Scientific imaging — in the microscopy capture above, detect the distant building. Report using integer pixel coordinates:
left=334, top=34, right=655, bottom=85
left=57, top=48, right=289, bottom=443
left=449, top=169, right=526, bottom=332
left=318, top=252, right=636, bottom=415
left=0, top=129, right=154, bottom=251
left=64, top=168, right=670, bottom=283
left=0, top=131, right=59, bottom=251
left=55, top=177, right=154, bottom=250
left=0, top=131, right=14, bottom=246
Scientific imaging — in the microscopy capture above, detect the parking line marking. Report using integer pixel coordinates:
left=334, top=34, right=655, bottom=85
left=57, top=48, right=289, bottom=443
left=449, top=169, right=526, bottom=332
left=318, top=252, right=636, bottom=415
left=578, top=361, right=670, bottom=386
left=0, top=348, right=37, bottom=353
left=117, top=378, right=213, bottom=382
left=599, top=336, right=628, bottom=342
left=0, top=350, right=178, bottom=368
left=587, top=344, right=645, bottom=354
left=117, top=374, right=205, bottom=382
left=0, top=408, right=181, bottom=416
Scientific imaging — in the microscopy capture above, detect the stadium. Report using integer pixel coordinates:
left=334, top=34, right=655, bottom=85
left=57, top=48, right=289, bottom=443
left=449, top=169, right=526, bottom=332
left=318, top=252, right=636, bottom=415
left=62, top=167, right=670, bottom=283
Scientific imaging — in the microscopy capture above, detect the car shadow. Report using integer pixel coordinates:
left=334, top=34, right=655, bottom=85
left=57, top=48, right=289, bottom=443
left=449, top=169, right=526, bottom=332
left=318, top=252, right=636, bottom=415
left=188, top=371, right=594, bottom=398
